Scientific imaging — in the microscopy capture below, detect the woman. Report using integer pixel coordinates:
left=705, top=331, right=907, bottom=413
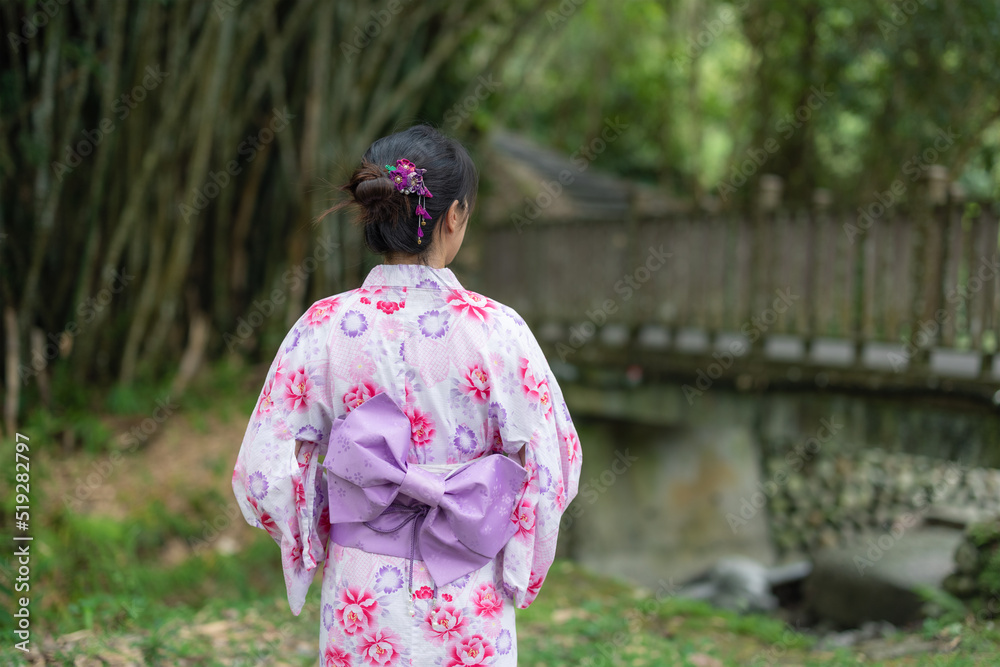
left=232, top=124, right=582, bottom=666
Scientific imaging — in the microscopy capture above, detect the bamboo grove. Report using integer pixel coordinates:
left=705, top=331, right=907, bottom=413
left=0, top=0, right=553, bottom=434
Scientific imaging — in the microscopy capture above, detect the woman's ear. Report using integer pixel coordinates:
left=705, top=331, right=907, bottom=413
left=445, top=200, right=462, bottom=233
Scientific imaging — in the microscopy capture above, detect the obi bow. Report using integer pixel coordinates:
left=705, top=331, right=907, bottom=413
left=323, top=392, right=527, bottom=590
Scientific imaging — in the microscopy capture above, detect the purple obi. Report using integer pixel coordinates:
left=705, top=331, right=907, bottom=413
left=322, top=392, right=527, bottom=591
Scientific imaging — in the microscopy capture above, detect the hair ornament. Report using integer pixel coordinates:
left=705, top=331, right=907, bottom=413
left=385, top=159, right=433, bottom=244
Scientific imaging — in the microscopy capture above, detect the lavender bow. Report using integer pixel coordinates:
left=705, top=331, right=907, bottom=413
left=323, top=392, right=527, bottom=589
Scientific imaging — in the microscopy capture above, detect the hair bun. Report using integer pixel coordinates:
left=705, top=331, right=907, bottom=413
left=353, top=165, right=396, bottom=207
left=323, top=125, right=477, bottom=255
left=349, top=161, right=408, bottom=226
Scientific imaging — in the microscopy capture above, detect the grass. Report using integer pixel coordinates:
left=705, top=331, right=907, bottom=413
left=4, top=541, right=1000, bottom=665
left=5, top=508, right=1000, bottom=667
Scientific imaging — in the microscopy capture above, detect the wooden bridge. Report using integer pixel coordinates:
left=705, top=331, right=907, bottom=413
left=478, top=131, right=1000, bottom=405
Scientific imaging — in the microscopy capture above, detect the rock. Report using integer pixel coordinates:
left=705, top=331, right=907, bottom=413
left=804, top=526, right=965, bottom=627
left=897, top=468, right=916, bottom=494
left=818, top=527, right=840, bottom=549
left=987, top=470, right=1000, bottom=496
left=679, top=556, right=779, bottom=613
left=954, top=540, right=981, bottom=573
left=945, top=516, right=1000, bottom=608
left=924, top=505, right=998, bottom=529
left=942, top=572, right=978, bottom=598
left=709, top=556, right=779, bottom=612
left=816, top=620, right=895, bottom=650
left=967, top=469, right=987, bottom=500
left=775, top=531, right=800, bottom=553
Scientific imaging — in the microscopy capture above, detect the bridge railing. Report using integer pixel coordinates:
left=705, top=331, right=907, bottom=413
left=482, top=171, right=1000, bottom=392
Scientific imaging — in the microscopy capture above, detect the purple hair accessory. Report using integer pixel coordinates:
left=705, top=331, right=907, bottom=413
left=385, top=159, right=433, bottom=245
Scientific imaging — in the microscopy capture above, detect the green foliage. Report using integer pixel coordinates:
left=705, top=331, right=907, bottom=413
left=979, top=548, right=1000, bottom=597
left=15, top=357, right=257, bottom=460
left=969, top=521, right=1000, bottom=547
left=20, top=402, right=112, bottom=454
left=105, top=379, right=171, bottom=416
left=31, top=507, right=283, bottom=635
left=917, top=584, right=972, bottom=626
left=493, top=0, right=1000, bottom=204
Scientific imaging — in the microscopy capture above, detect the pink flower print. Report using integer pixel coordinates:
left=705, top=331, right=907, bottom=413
left=489, top=426, right=504, bottom=454
left=298, top=449, right=311, bottom=470
left=488, top=351, right=504, bottom=375
left=376, top=299, right=403, bottom=315
left=537, top=378, right=552, bottom=419
left=519, top=358, right=543, bottom=398
left=356, top=287, right=385, bottom=306
left=271, top=418, right=293, bottom=440
left=482, top=615, right=503, bottom=638
left=565, top=432, right=581, bottom=465
left=335, top=587, right=379, bottom=636
left=519, top=358, right=553, bottom=418
left=358, top=627, right=401, bottom=666
left=306, top=296, right=340, bottom=326
left=283, top=528, right=303, bottom=569
left=424, top=604, right=469, bottom=643
left=318, top=506, right=331, bottom=540
left=460, top=364, right=491, bottom=403
left=257, top=378, right=277, bottom=418
left=377, top=316, right=409, bottom=342
left=343, top=382, right=381, bottom=412
left=413, top=585, right=434, bottom=600
left=347, top=354, right=376, bottom=383
left=273, top=355, right=289, bottom=383
left=518, top=356, right=534, bottom=384
left=292, top=476, right=306, bottom=510
left=523, top=460, right=540, bottom=495
left=446, top=289, right=495, bottom=323
left=512, top=498, right=536, bottom=539
left=260, top=510, right=279, bottom=538
left=554, top=480, right=566, bottom=511
left=527, top=571, right=545, bottom=599
left=441, top=593, right=453, bottom=602
left=324, top=643, right=353, bottom=667
left=471, top=583, right=504, bottom=619
left=445, top=634, right=495, bottom=667
left=283, top=367, right=313, bottom=412
left=247, top=497, right=280, bottom=538
left=407, top=407, right=435, bottom=448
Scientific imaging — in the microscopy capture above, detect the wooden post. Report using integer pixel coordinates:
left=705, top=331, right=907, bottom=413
left=909, top=165, right=949, bottom=373
left=806, top=189, right=832, bottom=354
left=753, top=174, right=783, bottom=325
left=973, top=203, right=999, bottom=378
left=941, top=183, right=967, bottom=348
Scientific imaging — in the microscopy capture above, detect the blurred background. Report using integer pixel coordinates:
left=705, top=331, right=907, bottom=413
left=2, top=0, right=1000, bottom=664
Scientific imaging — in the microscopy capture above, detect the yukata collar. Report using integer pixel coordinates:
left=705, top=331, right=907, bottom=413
left=361, top=263, right=464, bottom=291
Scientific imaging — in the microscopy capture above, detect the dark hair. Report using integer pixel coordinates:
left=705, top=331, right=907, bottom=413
left=329, top=125, right=478, bottom=258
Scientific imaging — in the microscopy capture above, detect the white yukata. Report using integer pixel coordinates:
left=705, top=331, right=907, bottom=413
left=232, top=262, right=583, bottom=666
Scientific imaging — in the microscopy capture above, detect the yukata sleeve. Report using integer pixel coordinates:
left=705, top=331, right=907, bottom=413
left=232, top=314, right=334, bottom=615
left=493, top=314, right=583, bottom=609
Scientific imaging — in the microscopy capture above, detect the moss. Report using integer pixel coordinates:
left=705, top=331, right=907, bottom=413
left=969, top=520, right=1000, bottom=548
left=977, top=546, right=1000, bottom=598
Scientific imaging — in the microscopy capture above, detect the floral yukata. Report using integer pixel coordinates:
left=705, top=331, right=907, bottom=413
left=233, top=263, right=583, bottom=666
